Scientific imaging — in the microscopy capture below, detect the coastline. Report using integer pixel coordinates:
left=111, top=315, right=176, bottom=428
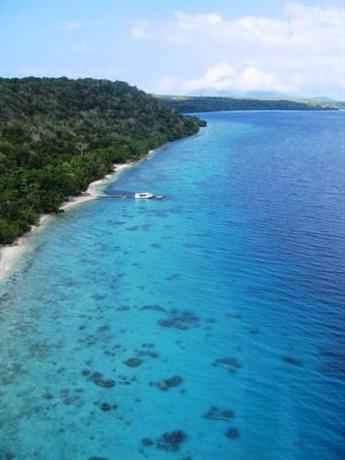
left=0, top=161, right=135, bottom=279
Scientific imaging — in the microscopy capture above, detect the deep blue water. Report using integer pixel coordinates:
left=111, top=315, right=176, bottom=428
left=0, top=111, right=344, bottom=460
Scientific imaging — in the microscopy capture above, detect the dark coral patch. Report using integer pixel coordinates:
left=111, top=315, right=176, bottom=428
left=140, top=304, right=166, bottom=313
left=157, top=309, right=200, bottom=330
left=158, top=319, right=176, bottom=328
left=116, top=305, right=131, bottom=312
left=0, top=451, right=15, bottom=460
left=225, top=427, right=240, bottom=439
left=138, top=350, right=159, bottom=358
left=156, top=375, right=183, bottom=391
left=203, top=405, right=234, bottom=421
left=142, top=342, right=155, bottom=348
left=282, top=355, right=302, bottom=366
left=88, top=457, right=108, bottom=460
left=214, top=357, right=242, bottom=370
left=126, top=226, right=140, bottom=231
left=142, top=438, right=154, bottom=447
left=166, top=273, right=180, bottom=281
left=156, top=430, right=187, bottom=452
left=99, top=402, right=117, bottom=412
left=123, top=358, right=143, bottom=368
left=83, top=371, right=116, bottom=388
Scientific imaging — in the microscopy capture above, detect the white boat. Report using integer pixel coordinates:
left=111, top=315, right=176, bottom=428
left=134, top=192, right=154, bottom=199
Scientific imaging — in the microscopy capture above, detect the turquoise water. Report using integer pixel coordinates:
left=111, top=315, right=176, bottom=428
left=0, top=111, right=344, bottom=460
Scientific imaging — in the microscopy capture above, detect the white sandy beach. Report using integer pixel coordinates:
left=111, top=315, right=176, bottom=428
left=60, top=162, right=132, bottom=211
left=0, top=162, right=134, bottom=279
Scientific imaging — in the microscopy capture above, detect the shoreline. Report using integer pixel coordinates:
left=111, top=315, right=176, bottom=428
left=0, top=161, right=136, bottom=279
left=60, top=162, right=132, bottom=211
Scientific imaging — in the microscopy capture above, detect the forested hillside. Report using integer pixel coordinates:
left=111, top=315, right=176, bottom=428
left=158, top=95, right=345, bottom=113
left=0, top=77, right=204, bottom=244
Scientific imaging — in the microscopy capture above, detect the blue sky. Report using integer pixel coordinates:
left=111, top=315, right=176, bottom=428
left=1, top=0, right=344, bottom=98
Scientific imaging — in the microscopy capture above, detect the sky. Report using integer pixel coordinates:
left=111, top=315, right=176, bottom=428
left=1, top=0, right=345, bottom=99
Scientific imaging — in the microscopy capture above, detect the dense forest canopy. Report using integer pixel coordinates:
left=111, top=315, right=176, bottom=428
left=157, top=95, right=345, bottom=113
left=0, top=77, right=205, bottom=245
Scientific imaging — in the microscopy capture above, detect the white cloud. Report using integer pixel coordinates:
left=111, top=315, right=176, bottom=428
left=158, top=62, right=296, bottom=94
left=131, top=20, right=151, bottom=40
left=184, top=62, right=236, bottom=92
left=73, top=41, right=95, bottom=53
left=165, top=2, right=344, bottom=55
left=59, top=20, right=89, bottom=31
left=238, top=67, right=296, bottom=92
left=175, top=11, right=222, bottom=31
left=135, top=1, right=345, bottom=97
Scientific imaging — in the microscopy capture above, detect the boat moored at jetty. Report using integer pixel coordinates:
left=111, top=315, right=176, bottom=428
left=134, top=192, right=154, bottom=199
left=94, top=191, right=165, bottom=200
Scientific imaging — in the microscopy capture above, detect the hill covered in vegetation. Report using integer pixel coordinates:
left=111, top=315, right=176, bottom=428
left=0, top=77, right=204, bottom=245
left=157, top=95, right=345, bottom=113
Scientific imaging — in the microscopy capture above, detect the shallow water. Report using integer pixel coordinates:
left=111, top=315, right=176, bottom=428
left=0, top=111, right=344, bottom=460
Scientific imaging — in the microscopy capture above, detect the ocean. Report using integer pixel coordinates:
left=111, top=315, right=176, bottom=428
left=0, top=110, right=344, bottom=460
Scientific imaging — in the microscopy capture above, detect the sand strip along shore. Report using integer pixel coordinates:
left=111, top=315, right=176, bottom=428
left=0, top=162, right=134, bottom=279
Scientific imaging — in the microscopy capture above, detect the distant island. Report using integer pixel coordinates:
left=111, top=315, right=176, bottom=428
left=0, top=77, right=205, bottom=245
left=157, top=95, right=345, bottom=113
